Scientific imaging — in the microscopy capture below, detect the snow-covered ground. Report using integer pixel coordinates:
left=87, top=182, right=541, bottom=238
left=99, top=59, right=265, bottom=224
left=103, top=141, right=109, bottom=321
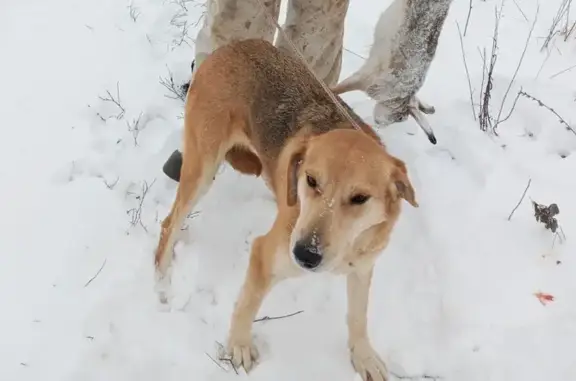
left=1, top=0, right=575, bottom=380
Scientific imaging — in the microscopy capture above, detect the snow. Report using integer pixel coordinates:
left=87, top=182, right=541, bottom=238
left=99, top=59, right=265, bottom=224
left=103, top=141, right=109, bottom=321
left=1, top=0, right=575, bottom=380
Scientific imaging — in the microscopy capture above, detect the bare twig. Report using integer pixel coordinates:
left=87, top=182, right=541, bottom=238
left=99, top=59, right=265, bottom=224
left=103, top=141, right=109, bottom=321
left=84, top=259, right=107, bottom=288
left=496, top=88, right=522, bottom=125
left=126, top=112, right=145, bottom=146
left=507, top=178, right=532, bottom=221
left=159, top=66, right=187, bottom=102
left=494, top=5, right=539, bottom=131
left=127, top=3, right=141, bottom=22
left=254, top=310, right=304, bottom=323
left=463, top=0, right=474, bottom=36
left=552, top=226, right=567, bottom=248
left=542, top=0, right=572, bottom=50
left=549, top=63, right=576, bottom=79
left=457, top=22, right=476, bottom=121
left=564, top=1, right=573, bottom=36
left=478, top=47, right=487, bottom=115
left=518, top=90, right=576, bottom=136
left=536, top=42, right=554, bottom=79
left=214, top=342, right=239, bottom=375
left=512, top=0, right=529, bottom=22
left=98, top=82, right=126, bottom=119
left=390, top=371, right=442, bottom=381
left=479, top=6, right=501, bottom=133
left=103, top=176, right=120, bottom=190
left=205, top=353, right=227, bottom=372
left=181, top=210, right=201, bottom=231
left=171, top=0, right=196, bottom=12
left=344, top=47, right=367, bottom=60
left=169, top=10, right=193, bottom=49
left=564, top=20, right=576, bottom=39
left=127, top=179, right=157, bottom=231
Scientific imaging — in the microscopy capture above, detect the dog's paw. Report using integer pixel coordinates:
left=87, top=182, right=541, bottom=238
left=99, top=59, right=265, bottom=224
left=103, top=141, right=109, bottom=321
left=226, top=337, right=259, bottom=373
left=350, top=341, right=388, bottom=381
left=153, top=269, right=173, bottom=307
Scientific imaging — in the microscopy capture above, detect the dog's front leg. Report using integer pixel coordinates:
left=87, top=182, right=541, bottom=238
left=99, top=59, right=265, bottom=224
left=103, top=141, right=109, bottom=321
left=227, top=236, right=273, bottom=373
left=347, top=267, right=388, bottom=381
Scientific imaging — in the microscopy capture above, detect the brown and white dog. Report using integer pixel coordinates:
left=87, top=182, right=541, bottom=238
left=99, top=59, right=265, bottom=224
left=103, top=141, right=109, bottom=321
left=153, top=38, right=419, bottom=381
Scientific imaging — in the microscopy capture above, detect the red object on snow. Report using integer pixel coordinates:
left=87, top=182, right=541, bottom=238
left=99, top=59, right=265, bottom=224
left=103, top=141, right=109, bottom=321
left=534, top=292, right=555, bottom=305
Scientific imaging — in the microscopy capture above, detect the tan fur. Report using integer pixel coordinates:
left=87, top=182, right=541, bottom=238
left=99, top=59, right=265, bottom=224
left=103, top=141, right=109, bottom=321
left=153, top=39, right=418, bottom=381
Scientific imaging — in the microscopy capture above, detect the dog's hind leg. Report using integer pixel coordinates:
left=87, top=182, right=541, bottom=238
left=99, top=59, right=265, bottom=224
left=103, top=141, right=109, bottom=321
left=154, top=110, right=234, bottom=303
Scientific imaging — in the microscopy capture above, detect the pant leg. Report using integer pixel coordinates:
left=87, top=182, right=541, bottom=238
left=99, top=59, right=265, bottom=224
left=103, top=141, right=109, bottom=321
left=164, top=0, right=282, bottom=182
left=275, top=0, right=350, bottom=87
left=194, top=0, right=281, bottom=70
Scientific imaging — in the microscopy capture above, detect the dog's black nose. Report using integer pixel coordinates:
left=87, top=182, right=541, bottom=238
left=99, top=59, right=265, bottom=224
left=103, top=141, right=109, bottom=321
left=292, top=241, right=322, bottom=270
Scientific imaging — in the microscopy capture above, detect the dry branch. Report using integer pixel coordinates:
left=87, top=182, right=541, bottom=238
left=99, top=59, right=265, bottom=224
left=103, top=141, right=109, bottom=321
left=463, top=0, right=474, bottom=36
left=169, top=10, right=194, bottom=49
left=159, top=66, right=187, bottom=102
left=507, top=178, right=532, bottom=221
left=205, top=353, right=227, bottom=372
left=98, top=82, right=126, bottom=120
left=518, top=91, right=576, bottom=136
left=127, top=179, right=157, bottom=232
left=457, top=22, right=476, bottom=121
left=126, top=112, right=145, bottom=146
left=84, top=259, right=107, bottom=287
left=565, top=20, right=576, bottom=39
left=127, top=3, right=141, bottom=22
left=390, top=371, right=442, bottom=381
left=550, top=63, right=576, bottom=79
left=512, top=0, right=529, bottom=22
left=478, top=6, right=501, bottom=133
left=254, top=310, right=304, bottom=323
left=542, top=0, right=573, bottom=50
left=494, top=5, right=539, bottom=131
left=103, top=176, right=120, bottom=190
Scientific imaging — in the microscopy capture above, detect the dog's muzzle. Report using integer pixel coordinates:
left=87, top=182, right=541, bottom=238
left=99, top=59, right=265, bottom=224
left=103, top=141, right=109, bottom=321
left=292, top=240, right=322, bottom=270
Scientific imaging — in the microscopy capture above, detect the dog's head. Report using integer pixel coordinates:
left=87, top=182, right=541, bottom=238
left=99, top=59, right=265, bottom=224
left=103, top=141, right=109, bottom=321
left=285, top=129, right=418, bottom=272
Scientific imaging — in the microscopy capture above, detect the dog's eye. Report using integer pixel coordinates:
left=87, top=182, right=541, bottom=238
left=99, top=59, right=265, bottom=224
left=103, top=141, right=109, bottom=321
left=306, top=174, right=318, bottom=189
left=350, top=194, right=370, bottom=205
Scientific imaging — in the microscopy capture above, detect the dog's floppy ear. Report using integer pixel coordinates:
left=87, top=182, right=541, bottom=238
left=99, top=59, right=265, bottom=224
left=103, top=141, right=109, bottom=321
left=286, top=143, right=307, bottom=207
left=390, top=157, right=418, bottom=207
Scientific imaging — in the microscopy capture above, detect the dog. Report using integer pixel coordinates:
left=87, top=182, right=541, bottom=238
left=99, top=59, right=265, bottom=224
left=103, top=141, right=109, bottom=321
left=153, top=38, right=419, bottom=381
left=332, top=0, right=453, bottom=145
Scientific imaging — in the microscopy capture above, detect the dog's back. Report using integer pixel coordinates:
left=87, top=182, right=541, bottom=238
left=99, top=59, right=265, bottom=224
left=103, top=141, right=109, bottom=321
left=189, top=39, right=378, bottom=169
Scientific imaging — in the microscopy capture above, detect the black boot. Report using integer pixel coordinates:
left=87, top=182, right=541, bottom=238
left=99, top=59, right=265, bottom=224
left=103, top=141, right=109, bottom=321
left=163, top=149, right=183, bottom=182
left=162, top=60, right=195, bottom=183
